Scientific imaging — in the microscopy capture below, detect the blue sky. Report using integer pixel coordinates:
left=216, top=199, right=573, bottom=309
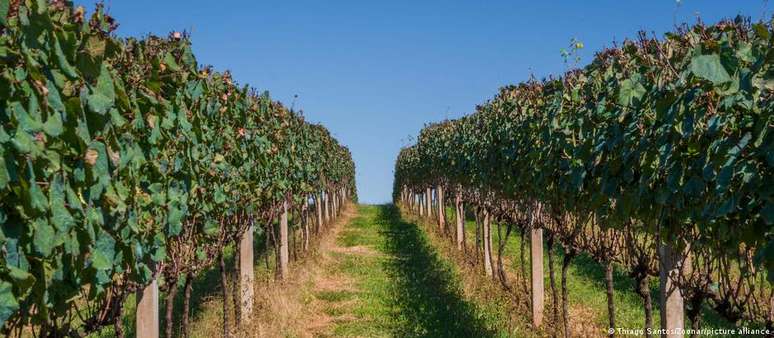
left=74, top=0, right=766, bottom=204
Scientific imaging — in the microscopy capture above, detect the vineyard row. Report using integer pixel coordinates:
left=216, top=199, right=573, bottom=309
left=0, top=2, right=355, bottom=337
left=394, top=16, right=773, bottom=338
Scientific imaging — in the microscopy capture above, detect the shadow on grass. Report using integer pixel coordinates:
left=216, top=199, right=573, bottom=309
left=377, top=205, right=496, bottom=337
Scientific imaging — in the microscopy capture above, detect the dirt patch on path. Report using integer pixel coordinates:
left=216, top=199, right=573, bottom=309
left=329, top=245, right=380, bottom=257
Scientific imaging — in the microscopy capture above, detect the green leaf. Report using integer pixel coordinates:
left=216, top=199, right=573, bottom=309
left=33, top=219, right=55, bottom=256
left=53, top=34, right=78, bottom=79
left=203, top=220, right=219, bottom=236
left=28, top=181, right=47, bottom=212
left=86, top=64, right=116, bottom=115
left=618, top=78, right=646, bottom=106
left=762, top=202, right=774, bottom=225
left=690, top=54, right=731, bottom=84
left=0, top=149, right=9, bottom=189
left=214, top=188, right=226, bottom=204
left=0, top=281, right=19, bottom=329
left=90, top=250, right=110, bottom=270
left=88, top=142, right=110, bottom=200
left=11, top=130, right=34, bottom=154
left=85, top=35, right=106, bottom=58
left=151, top=242, right=166, bottom=262
left=7, top=266, right=32, bottom=290
left=42, top=110, right=64, bottom=138
left=91, top=233, right=115, bottom=270
left=683, top=176, right=704, bottom=196
left=45, top=80, right=66, bottom=113
left=162, top=52, right=180, bottom=72
left=167, top=206, right=183, bottom=235
left=196, top=248, right=207, bottom=261
left=0, top=0, right=8, bottom=27
left=49, top=176, right=74, bottom=232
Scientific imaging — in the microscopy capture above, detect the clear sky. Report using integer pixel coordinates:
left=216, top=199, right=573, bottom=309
left=74, top=0, right=766, bottom=204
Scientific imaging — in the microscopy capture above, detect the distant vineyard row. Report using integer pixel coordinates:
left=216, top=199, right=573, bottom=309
left=395, top=16, right=772, bottom=337
left=0, top=1, right=355, bottom=337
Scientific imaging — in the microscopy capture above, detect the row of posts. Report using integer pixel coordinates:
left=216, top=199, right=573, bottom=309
left=400, top=185, right=686, bottom=338
left=136, top=187, right=349, bottom=338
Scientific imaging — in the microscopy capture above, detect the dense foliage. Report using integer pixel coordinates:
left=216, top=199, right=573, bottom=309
left=0, top=1, right=355, bottom=336
left=395, top=17, right=773, bottom=328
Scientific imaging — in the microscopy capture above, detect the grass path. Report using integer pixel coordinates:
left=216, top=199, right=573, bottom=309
left=312, top=204, right=507, bottom=337
left=88, top=203, right=739, bottom=337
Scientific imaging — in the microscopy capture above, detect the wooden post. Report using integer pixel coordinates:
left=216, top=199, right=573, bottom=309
left=531, top=228, right=544, bottom=327
left=136, top=278, right=159, bottom=338
left=279, top=200, right=289, bottom=280
left=660, top=243, right=685, bottom=338
left=239, top=225, right=254, bottom=322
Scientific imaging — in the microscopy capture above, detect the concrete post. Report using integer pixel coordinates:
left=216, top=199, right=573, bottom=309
left=456, top=192, right=464, bottom=250
left=483, top=209, right=493, bottom=277
left=136, top=277, right=159, bottom=338
left=425, top=187, right=432, bottom=219
left=239, top=225, right=254, bottom=322
left=331, top=191, right=337, bottom=220
left=418, top=194, right=425, bottom=217
left=324, top=190, right=330, bottom=224
left=531, top=228, right=544, bottom=327
left=279, top=200, right=289, bottom=280
left=303, top=198, right=310, bottom=251
left=437, top=185, right=445, bottom=232
left=660, top=243, right=685, bottom=338
left=316, top=193, right=323, bottom=233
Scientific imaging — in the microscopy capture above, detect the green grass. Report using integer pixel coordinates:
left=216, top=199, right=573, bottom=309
left=316, top=290, right=356, bottom=302
left=328, top=204, right=512, bottom=337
